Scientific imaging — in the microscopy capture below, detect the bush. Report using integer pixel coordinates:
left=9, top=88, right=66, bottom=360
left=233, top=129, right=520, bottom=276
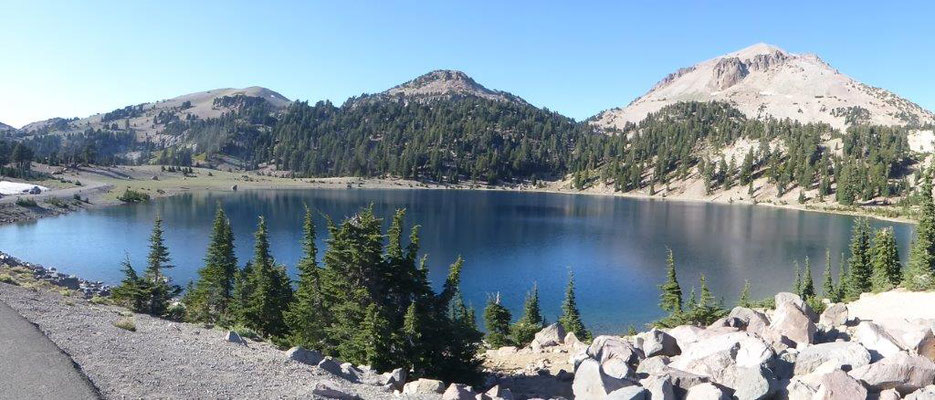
left=44, top=197, right=67, bottom=208
left=15, top=197, right=38, bottom=207
left=230, top=324, right=259, bottom=341
left=89, top=296, right=111, bottom=305
left=117, top=189, right=150, bottom=203
left=113, top=317, right=136, bottom=332
left=0, top=274, right=17, bottom=285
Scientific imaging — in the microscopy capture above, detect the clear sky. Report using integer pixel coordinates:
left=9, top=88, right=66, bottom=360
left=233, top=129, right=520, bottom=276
left=2, top=1, right=934, bottom=128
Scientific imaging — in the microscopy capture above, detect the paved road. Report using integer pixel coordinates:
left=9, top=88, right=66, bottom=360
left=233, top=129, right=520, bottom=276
left=0, top=299, right=100, bottom=400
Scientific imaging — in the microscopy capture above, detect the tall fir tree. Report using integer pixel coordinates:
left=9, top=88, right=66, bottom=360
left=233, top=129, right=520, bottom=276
left=559, top=271, right=591, bottom=342
left=111, top=254, right=149, bottom=313
left=801, top=257, right=815, bottom=299
left=845, top=219, right=873, bottom=300
left=658, top=249, right=683, bottom=314
left=738, top=280, right=751, bottom=308
left=905, top=171, right=935, bottom=290
left=690, top=274, right=726, bottom=325
left=870, top=227, right=902, bottom=292
left=511, top=283, right=545, bottom=346
left=241, top=217, right=294, bottom=338
left=792, top=260, right=803, bottom=296
left=143, top=217, right=181, bottom=316
left=821, top=250, right=836, bottom=301
left=483, top=293, right=513, bottom=348
left=285, top=206, right=327, bottom=349
left=188, top=205, right=237, bottom=322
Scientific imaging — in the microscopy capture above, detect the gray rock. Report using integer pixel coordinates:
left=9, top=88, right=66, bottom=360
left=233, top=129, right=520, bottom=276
left=814, top=370, right=867, bottom=400
left=651, top=367, right=709, bottom=398
left=588, top=335, right=643, bottom=365
left=908, top=385, right=935, bottom=400
left=318, top=357, right=346, bottom=378
left=312, top=383, right=361, bottom=400
left=443, top=383, right=476, bottom=400
left=849, top=351, right=935, bottom=394
left=770, top=301, right=817, bottom=347
left=381, top=368, right=406, bottom=391
left=876, top=388, right=902, bottom=400
left=635, top=328, right=680, bottom=358
left=603, top=357, right=634, bottom=380
left=685, top=382, right=729, bottom=400
left=775, top=292, right=818, bottom=322
left=876, top=318, right=935, bottom=360
left=820, top=303, right=849, bottom=328
left=856, top=321, right=905, bottom=361
left=572, top=358, right=629, bottom=400
left=636, top=355, right=670, bottom=376
left=667, top=325, right=706, bottom=352
left=403, top=378, right=446, bottom=394
left=727, top=307, right=771, bottom=333
left=608, top=385, right=648, bottom=400
left=339, top=362, right=361, bottom=382
left=532, top=322, right=566, bottom=349
left=285, top=346, right=323, bottom=365
left=485, top=385, right=514, bottom=400
left=225, top=331, right=245, bottom=345
left=669, top=332, right=773, bottom=378
left=716, top=365, right=775, bottom=400
left=641, top=375, right=677, bottom=400
left=794, top=342, right=871, bottom=376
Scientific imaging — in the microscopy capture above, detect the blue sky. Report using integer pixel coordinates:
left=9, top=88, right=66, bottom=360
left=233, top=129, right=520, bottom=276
left=2, top=1, right=934, bottom=128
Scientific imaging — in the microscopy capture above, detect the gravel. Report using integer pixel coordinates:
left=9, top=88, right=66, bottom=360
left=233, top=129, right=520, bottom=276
left=0, top=282, right=437, bottom=399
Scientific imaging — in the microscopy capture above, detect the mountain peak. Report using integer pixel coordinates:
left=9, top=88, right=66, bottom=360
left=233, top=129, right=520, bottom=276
left=380, top=70, right=526, bottom=104
left=592, top=43, right=934, bottom=131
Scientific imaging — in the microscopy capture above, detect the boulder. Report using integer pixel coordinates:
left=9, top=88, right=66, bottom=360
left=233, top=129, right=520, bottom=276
left=908, top=385, right=935, bottom=400
left=814, top=370, right=867, bottom=400
left=684, top=382, right=730, bottom=400
left=636, top=355, right=670, bottom=376
left=442, top=383, right=476, bottom=400
left=484, top=385, right=514, bottom=400
left=770, top=301, right=817, bottom=347
left=877, top=318, right=935, bottom=360
left=225, top=331, right=246, bottom=345
left=634, top=328, right=680, bottom=357
left=716, top=365, right=775, bottom=400
left=573, top=358, right=629, bottom=400
left=603, top=357, right=634, bottom=380
left=641, top=375, right=677, bottom=400
left=403, top=378, right=446, bottom=395
left=669, top=332, right=773, bottom=378
left=317, top=357, right=346, bottom=378
left=727, top=307, right=771, bottom=334
left=649, top=368, right=709, bottom=398
left=588, top=336, right=643, bottom=365
left=667, top=325, right=706, bottom=352
left=794, top=342, right=871, bottom=376
left=608, top=385, right=648, bottom=400
left=497, top=346, right=519, bottom=356
left=856, top=321, right=905, bottom=361
left=340, top=362, right=362, bottom=382
left=312, top=383, right=361, bottom=400
left=285, top=346, right=323, bottom=365
left=849, top=351, right=935, bottom=394
left=775, top=292, right=818, bottom=322
left=532, top=322, right=566, bottom=348
left=820, top=303, right=849, bottom=328
left=877, top=388, right=902, bottom=400
left=381, top=368, right=406, bottom=391
left=565, top=331, right=582, bottom=347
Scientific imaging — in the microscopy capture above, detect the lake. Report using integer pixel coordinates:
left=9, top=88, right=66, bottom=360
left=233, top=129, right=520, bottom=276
left=0, top=188, right=915, bottom=333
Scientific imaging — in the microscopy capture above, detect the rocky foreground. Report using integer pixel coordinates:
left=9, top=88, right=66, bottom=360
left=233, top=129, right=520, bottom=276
left=490, top=290, right=935, bottom=399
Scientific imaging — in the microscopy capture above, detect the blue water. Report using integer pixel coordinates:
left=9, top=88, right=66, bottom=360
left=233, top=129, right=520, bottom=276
left=0, top=189, right=914, bottom=333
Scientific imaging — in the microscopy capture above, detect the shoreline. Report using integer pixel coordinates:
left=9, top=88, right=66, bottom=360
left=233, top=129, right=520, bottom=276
left=0, top=164, right=916, bottom=227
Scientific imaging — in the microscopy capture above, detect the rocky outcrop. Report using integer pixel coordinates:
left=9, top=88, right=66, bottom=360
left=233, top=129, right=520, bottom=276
left=710, top=57, right=749, bottom=90
left=402, top=378, right=445, bottom=395
left=285, top=346, right=323, bottom=365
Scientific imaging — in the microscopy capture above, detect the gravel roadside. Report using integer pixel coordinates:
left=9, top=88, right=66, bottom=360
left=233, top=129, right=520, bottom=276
left=0, top=282, right=433, bottom=399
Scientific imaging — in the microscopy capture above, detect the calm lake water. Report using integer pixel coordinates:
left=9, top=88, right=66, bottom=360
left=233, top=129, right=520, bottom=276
left=0, top=189, right=915, bottom=333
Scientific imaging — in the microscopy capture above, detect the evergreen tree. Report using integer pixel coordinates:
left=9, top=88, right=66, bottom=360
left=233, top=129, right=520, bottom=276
left=511, top=283, right=544, bottom=346
left=285, top=206, right=327, bottom=349
left=738, top=280, right=751, bottom=308
left=870, top=227, right=902, bottom=292
left=361, top=303, right=393, bottom=371
left=559, top=271, right=591, bottom=342
left=905, top=172, right=935, bottom=290
left=188, top=205, right=237, bottom=322
left=143, top=217, right=181, bottom=316
left=801, top=257, right=815, bottom=299
left=845, top=219, right=873, bottom=300
left=658, top=249, right=682, bottom=314
left=242, top=217, right=294, bottom=338
left=483, top=293, right=513, bottom=348
left=792, top=260, right=802, bottom=296
left=401, top=302, right=426, bottom=373
left=111, top=255, right=149, bottom=313
left=821, top=250, right=836, bottom=301
left=689, top=274, right=726, bottom=325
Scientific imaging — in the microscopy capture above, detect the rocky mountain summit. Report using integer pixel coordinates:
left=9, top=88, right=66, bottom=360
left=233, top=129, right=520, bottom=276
left=371, top=70, right=527, bottom=105
left=592, top=43, right=935, bottom=131
left=0, top=121, right=15, bottom=132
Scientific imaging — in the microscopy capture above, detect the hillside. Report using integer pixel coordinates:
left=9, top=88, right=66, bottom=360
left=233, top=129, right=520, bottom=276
left=592, top=43, right=935, bottom=131
left=363, top=69, right=528, bottom=105
left=0, top=122, right=14, bottom=133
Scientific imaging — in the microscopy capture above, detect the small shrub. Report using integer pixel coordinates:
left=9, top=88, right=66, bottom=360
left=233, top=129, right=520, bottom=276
left=89, top=296, right=111, bottom=305
left=117, top=189, right=151, bottom=203
left=113, top=317, right=136, bottom=332
left=73, top=193, right=82, bottom=201
left=59, top=289, right=72, bottom=297
left=74, top=180, right=82, bottom=186
left=0, top=274, right=17, bottom=285
left=230, top=324, right=259, bottom=341
left=15, top=197, right=38, bottom=207
left=44, top=197, right=68, bottom=208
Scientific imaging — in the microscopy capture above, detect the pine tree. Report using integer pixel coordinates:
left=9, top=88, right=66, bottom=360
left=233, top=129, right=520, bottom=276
left=285, top=206, right=327, bottom=349
left=845, top=219, right=873, bottom=300
left=111, top=255, right=149, bottom=313
left=690, top=274, right=725, bottom=325
left=559, top=271, right=591, bottom=342
left=658, top=249, right=682, bottom=314
left=792, top=260, right=802, bottom=296
left=401, top=302, right=426, bottom=373
left=511, top=283, right=544, bottom=346
left=143, top=217, right=181, bottom=316
left=801, top=257, right=815, bottom=299
left=483, top=293, right=513, bottom=348
left=821, top=250, right=836, bottom=301
left=870, top=228, right=902, bottom=292
left=738, top=280, right=751, bottom=308
left=189, top=205, right=237, bottom=322
left=361, top=303, right=393, bottom=371
left=833, top=253, right=848, bottom=302
left=242, top=217, right=294, bottom=338
left=905, top=172, right=935, bottom=290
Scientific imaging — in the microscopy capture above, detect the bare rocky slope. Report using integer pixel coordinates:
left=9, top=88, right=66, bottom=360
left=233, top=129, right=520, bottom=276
left=364, top=69, right=528, bottom=105
left=0, top=121, right=15, bottom=132
left=592, top=43, right=935, bottom=131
